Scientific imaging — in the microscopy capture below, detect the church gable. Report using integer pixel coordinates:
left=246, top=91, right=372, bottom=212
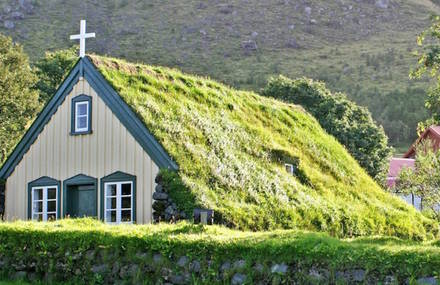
left=0, top=57, right=177, bottom=181
left=3, top=76, right=163, bottom=223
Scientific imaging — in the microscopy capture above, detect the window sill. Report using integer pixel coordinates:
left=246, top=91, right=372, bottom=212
left=70, top=130, right=93, bottom=136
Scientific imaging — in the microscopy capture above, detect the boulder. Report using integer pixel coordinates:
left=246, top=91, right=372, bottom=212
left=241, top=40, right=257, bottom=51
left=119, top=264, right=139, bottom=279
left=11, top=12, right=24, bottom=20
left=254, top=263, right=264, bottom=273
left=170, top=274, right=186, bottom=285
left=271, top=263, right=288, bottom=274
left=177, top=256, right=189, bottom=267
left=233, top=259, right=246, bottom=270
left=220, top=261, right=231, bottom=272
left=375, top=0, right=389, bottom=9
left=190, top=260, right=201, bottom=273
left=153, top=192, right=168, bottom=200
left=351, top=269, right=366, bottom=282
left=4, top=20, right=14, bottom=29
left=155, top=183, right=163, bottom=192
left=165, top=205, right=175, bottom=216
left=304, top=6, right=312, bottom=16
left=231, top=273, right=247, bottom=285
left=218, top=4, right=233, bottom=14
left=417, top=277, right=438, bottom=285
left=153, top=253, right=163, bottom=264
left=287, top=38, right=300, bottom=49
left=91, top=264, right=109, bottom=274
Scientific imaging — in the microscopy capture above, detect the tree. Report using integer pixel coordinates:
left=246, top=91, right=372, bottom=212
left=395, top=141, right=440, bottom=220
left=0, top=34, right=39, bottom=164
left=262, top=76, right=391, bottom=181
left=411, top=15, right=440, bottom=135
left=34, top=47, right=78, bottom=103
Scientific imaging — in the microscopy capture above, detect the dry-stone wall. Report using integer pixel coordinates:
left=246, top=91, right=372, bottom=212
left=152, top=174, right=187, bottom=223
left=2, top=251, right=438, bottom=284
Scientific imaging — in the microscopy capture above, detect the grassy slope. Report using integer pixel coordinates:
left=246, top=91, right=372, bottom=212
left=2, top=219, right=440, bottom=280
left=4, top=0, right=440, bottom=147
left=90, top=55, right=435, bottom=239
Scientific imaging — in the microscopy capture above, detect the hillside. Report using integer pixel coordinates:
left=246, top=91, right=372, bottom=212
left=88, top=54, right=436, bottom=239
left=2, top=0, right=440, bottom=148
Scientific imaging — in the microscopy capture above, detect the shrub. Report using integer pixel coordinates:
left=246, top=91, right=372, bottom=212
left=262, top=76, right=392, bottom=182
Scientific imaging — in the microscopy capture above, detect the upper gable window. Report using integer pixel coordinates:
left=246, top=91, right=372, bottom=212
left=71, top=95, right=92, bottom=135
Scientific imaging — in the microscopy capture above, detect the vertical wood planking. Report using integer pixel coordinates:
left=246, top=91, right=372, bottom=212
left=4, top=79, right=159, bottom=223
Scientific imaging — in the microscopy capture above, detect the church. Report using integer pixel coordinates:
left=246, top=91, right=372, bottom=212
left=0, top=21, right=178, bottom=224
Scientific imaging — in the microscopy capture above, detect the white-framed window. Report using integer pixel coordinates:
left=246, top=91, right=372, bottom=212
left=285, top=163, right=294, bottom=174
left=104, top=181, right=133, bottom=224
left=75, top=101, right=89, bottom=132
left=31, top=186, right=58, bottom=221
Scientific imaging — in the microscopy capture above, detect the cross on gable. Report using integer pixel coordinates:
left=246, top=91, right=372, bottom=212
left=70, top=20, right=95, bottom=58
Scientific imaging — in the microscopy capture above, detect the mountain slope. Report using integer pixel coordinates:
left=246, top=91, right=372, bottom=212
left=89, top=54, right=435, bottom=239
left=2, top=0, right=440, bottom=148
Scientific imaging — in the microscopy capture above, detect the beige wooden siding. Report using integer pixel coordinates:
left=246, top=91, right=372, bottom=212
left=5, top=78, right=159, bottom=223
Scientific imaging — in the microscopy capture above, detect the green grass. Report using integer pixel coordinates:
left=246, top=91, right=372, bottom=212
left=89, top=55, right=436, bottom=239
left=1, top=219, right=440, bottom=282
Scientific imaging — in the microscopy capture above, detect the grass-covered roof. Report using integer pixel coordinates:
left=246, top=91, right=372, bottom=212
left=89, top=55, right=436, bottom=239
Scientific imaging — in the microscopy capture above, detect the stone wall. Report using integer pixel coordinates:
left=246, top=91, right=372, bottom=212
left=2, top=251, right=438, bottom=284
left=152, top=173, right=187, bottom=223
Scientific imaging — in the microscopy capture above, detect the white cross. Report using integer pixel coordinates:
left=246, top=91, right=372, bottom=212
left=70, top=20, right=95, bottom=58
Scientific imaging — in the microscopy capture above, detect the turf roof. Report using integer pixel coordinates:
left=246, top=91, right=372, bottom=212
left=88, top=54, right=436, bottom=239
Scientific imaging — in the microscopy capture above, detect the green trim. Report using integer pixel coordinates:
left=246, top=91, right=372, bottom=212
left=70, top=95, right=93, bottom=135
left=0, top=56, right=177, bottom=181
left=82, top=57, right=178, bottom=170
left=100, top=171, right=136, bottom=223
left=27, top=176, right=61, bottom=220
left=0, top=59, right=81, bottom=179
left=62, top=174, right=97, bottom=218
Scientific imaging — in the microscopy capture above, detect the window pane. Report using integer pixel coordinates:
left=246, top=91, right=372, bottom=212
left=106, top=197, right=116, bottom=210
left=77, top=116, right=87, bottom=129
left=121, top=210, right=131, bottom=222
left=47, top=213, right=56, bottom=221
left=47, top=188, right=57, bottom=200
left=121, top=197, right=131, bottom=209
left=33, top=213, right=42, bottom=221
left=33, top=188, right=43, bottom=200
left=47, top=201, right=56, bottom=212
left=76, top=102, right=88, bottom=115
left=33, top=201, right=43, bottom=213
left=106, top=184, right=116, bottom=196
left=121, top=183, right=132, bottom=196
left=106, top=210, right=117, bottom=223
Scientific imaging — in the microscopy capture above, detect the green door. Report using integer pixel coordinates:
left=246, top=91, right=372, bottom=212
left=66, top=184, right=97, bottom=218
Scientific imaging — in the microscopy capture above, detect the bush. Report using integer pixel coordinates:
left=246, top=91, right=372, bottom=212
left=262, top=76, right=392, bottom=182
left=1, top=219, right=440, bottom=284
left=0, top=34, right=39, bottom=164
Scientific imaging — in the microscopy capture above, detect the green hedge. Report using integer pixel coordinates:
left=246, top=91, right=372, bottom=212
left=0, top=219, right=440, bottom=284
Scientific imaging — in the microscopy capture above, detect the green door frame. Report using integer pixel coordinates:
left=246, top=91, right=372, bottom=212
left=63, top=174, right=98, bottom=218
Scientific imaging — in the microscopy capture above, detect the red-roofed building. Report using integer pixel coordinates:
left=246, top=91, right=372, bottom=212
left=386, top=125, right=440, bottom=210
left=404, top=126, right=440, bottom=158
left=386, top=158, right=415, bottom=188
